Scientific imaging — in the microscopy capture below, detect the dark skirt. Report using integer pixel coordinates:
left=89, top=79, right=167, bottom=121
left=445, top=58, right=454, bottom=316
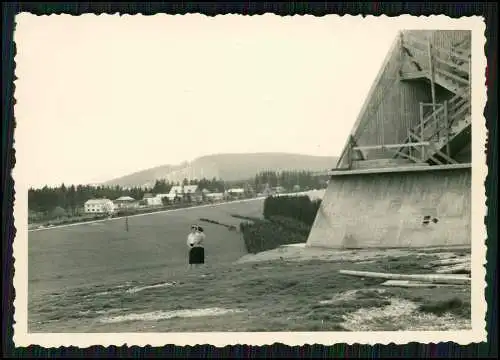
left=189, top=246, right=205, bottom=264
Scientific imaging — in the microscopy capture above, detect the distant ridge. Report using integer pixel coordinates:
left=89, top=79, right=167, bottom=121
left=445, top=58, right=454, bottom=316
left=103, top=152, right=338, bottom=188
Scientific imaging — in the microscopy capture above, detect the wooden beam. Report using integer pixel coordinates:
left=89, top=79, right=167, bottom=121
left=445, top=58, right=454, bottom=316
left=391, top=149, right=425, bottom=164
left=409, top=131, right=452, bottom=165
left=352, top=142, right=429, bottom=151
left=427, top=153, right=445, bottom=165
left=347, top=135, right=353, bottom=169
left=407, top=129, right=412, bottom=159
left=433, top=55, right=469, bottom=75
left=338, top=269, right=470, bottom=285
left=421, top=103, right=445, bottom=107
left=381, top=280, right=460, bottom=288
left=419, top=102, right=425, bottom=161
left=350, top=136, right=365, bottom=160
left=427, top=38, right=439, bottom=142
left=430, top=143, right=458, bottom=165
left=404, top=33, right=470, bottom=63
left=444, top=100, right=451, bottom=157
left=435, top=67, right=470, bottom=84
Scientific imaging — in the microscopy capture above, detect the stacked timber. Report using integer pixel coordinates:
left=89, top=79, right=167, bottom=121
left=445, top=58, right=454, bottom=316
left=426, top=255, right=471, bottom=275
left=339, top=254, right=471, bottom=288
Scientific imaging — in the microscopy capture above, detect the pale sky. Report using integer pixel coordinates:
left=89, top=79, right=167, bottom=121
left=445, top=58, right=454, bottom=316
left=14, top=14, right=400, bottom=188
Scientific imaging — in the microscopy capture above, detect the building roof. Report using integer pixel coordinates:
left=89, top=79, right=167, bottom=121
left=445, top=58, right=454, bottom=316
left=169, top=185, right=198, bottom=194
left=228, top=188, right=245, bottom=193
left=85, top=198, right=112, bottom=205
left=115, top=196, right=136, bottom=202
left=206, top=192, right=224, bottom=197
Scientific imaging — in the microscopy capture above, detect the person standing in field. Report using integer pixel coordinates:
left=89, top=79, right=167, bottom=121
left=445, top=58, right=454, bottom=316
left=187, top=224, right=206, bottom=269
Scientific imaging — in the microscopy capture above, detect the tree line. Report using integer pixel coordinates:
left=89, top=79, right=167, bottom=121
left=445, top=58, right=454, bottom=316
left=253, top=170, right=328, bottom=192
left=28, top=177, right=226, bottom=215
left=28, top=170, right=327, bottom=216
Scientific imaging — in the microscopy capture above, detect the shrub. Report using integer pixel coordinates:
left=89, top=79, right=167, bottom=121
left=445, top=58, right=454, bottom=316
left=263, top=195, right=321, bottom=226
left=239, top=218, right=308, bottom=254
left=237, top=194, right=323, bottom=254
left=267, top=216, right=311, bottom=236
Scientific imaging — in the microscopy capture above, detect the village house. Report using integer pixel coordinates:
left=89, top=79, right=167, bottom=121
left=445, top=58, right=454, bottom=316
left=84, top=198, right=115, bottom=214
left=166, top=185, right=202, bottom=203
left=227, top=188, right=245, bottom=199
left=145, top=196, right=163, bottom=207
left=205, top=192, right=225, bottom=202
left=113, top=196, right=139, bottom=210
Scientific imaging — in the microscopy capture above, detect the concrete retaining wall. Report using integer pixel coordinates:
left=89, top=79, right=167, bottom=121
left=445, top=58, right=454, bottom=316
left=307, top=166, right=471, bottom=249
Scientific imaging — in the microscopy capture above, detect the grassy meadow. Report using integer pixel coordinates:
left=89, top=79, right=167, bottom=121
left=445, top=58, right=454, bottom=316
left=28, top=193, right=471, bottom=333
left=28, top=199, right=263, bottom=308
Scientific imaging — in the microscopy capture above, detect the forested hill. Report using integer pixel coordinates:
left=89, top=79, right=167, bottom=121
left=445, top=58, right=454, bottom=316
left=103, top=152, right=338, bottom=188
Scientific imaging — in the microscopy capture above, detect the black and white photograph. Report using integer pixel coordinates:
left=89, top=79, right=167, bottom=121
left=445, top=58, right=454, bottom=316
left=12, top=13, right=487, bottom=347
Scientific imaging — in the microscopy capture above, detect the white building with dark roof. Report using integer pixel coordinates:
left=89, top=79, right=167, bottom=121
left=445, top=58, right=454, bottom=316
left=113, top=196, right=139, bottom=209
left=84, top=198, right=115, bottom=214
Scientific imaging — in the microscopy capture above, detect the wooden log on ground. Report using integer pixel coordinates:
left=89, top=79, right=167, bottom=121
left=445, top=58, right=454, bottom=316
left=338, top=269, right=470, bottom=285
left=429, top=257, right=470, bottom=266
left=380, top=280, right=460, bottom=288
left=435, top=263, right=471, bottom=274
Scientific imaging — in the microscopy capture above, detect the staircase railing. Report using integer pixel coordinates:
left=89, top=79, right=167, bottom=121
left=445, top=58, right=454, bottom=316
left=402, top=33, right=470, bottom=72
left=396, top=89, right=470, bottom=164
left=400, top=33, right=471, bottom=93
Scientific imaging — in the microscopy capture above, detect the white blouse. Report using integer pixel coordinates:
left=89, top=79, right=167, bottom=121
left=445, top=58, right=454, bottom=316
left=187, top=231, right=205, bottom=248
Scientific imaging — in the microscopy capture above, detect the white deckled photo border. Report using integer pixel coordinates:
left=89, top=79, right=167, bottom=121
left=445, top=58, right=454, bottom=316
left=11, top=13, right=488, bottom=347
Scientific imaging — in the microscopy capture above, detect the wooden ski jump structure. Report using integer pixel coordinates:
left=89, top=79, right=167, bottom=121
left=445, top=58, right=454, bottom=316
left=307, top=30, right=472, bottom=249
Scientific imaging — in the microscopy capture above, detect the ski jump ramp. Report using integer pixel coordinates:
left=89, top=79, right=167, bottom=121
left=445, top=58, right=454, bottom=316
left=306, top=164, right=471, bottom=249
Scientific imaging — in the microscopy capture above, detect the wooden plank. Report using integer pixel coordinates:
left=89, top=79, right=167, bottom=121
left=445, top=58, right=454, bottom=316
left=435, top=67, right=470, bottom=84
left=427, top=153, right=445, bottom=165
left=420, top=102, right=425, bottom=161
left=400, top=72, right=427, bottom=80
left=404, top=33, right=470, bottom=63
left=448, top=101, right=471, bottom=127
left=433, top=55, right=469, bottom=74
left=347, top=135, right=354, bottom=169
left=352, top=142, right=429, bottom=151
left=430, top=143, right=458, bottom=164
left=391, top=149, right=425, bottom=164
left=381, top=280, right=459, bottom=288
left=429, top=257, right=470, bottom=266
left=422, top=103, right=445, bottom=106
left=407, top=131, right=441, bottom=164
left=428, top=39, right=439, bottom=142
left=338, top=269, right=470, bottom=285
left=350, top=136, right=365, bottom=160
left=409, top=131, right=450, bottom=165
left=444, top=100, right=451, bottom=157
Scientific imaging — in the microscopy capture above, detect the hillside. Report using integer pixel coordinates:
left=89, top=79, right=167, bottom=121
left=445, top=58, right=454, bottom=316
left=103, top=153, right=338, bottom=188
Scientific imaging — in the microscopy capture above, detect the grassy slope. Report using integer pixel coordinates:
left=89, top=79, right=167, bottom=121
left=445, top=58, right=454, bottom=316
left=29, top=252, right=471, bottom=332
left=28, top=199, right=264, bottom=297
left=28, top=195, right=471, bottom=333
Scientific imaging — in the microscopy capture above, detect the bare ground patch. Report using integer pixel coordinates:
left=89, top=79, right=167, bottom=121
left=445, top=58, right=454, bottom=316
left=340, top=298, right=470, bottom=331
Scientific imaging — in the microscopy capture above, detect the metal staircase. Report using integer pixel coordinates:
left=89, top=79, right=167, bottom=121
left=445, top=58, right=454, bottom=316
left=396, top=33, right=471, bottom=165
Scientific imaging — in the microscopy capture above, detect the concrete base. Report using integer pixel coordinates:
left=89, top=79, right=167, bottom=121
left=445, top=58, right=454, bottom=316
left=307, top=165, right=471, bottom=249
